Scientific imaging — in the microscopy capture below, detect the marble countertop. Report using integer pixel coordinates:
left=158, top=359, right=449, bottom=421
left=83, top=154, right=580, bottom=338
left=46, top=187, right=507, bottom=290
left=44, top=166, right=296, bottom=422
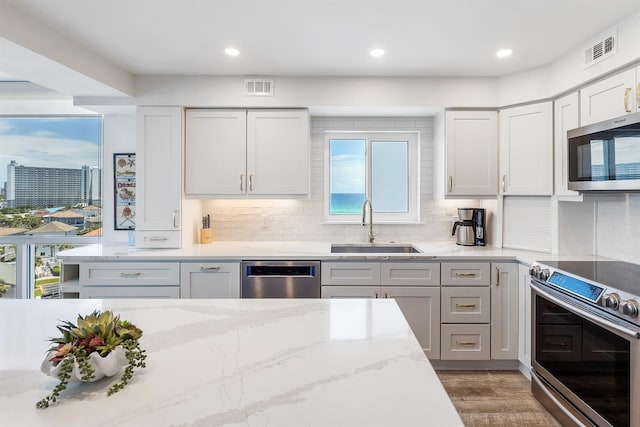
left=0, top=298, right=463, bottom=427
left=57, top=240, right=601, bottom=265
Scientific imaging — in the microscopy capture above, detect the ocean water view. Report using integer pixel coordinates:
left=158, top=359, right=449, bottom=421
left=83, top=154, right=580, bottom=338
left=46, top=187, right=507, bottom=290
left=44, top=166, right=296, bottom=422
left=330, top=193, right=366, bottom=214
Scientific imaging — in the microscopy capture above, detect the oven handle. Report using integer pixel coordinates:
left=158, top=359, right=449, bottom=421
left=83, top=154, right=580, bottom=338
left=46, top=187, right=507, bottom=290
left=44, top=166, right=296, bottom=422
left=530, top=281, right=640, bottom=339
left=531, top=374, right=589, bottom=427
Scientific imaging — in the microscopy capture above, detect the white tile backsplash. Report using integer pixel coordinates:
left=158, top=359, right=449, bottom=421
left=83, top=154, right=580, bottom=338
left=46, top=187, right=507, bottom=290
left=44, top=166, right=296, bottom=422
left=594, top=194, right=640, bottom=263
left=201, top=117, right=494, bottom=243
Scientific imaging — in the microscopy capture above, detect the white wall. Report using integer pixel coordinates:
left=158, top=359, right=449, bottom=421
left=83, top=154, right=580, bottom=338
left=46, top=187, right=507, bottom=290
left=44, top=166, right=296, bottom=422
left=200, top=117, right=496, bottom=243
left=101, top=114, right=136, bottom=244
left=591, top=194, right=640, bottom=263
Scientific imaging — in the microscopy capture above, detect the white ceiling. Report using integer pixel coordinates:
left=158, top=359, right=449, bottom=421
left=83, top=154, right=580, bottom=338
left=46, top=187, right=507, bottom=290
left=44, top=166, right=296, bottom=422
left=3, top=0, right=640, bottom=79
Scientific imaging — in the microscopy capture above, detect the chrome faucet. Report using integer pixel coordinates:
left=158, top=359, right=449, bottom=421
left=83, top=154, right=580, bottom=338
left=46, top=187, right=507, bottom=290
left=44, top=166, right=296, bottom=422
left=361, top=199, right=375, bottom=243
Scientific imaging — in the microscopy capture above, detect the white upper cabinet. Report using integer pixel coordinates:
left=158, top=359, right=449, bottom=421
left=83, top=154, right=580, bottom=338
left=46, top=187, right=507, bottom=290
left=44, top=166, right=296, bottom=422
left=247, top=110, right=309, bottom=196
left=499, top=101, right=553, bottom=195
left=553, top=92, right=580, bottom=196
left=185, top=110, right=246, bottom=196
left=445, top=110, right=498, bottom=196
left=580, top=67, right=637, bottom=125
left=136, top=106, right=183, bottom=248
left=185, top=109, right=310, bottom=198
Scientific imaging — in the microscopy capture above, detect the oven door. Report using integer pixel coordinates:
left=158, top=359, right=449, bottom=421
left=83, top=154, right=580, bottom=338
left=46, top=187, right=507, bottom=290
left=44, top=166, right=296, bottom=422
left=531, top=280, right=640, bottom=427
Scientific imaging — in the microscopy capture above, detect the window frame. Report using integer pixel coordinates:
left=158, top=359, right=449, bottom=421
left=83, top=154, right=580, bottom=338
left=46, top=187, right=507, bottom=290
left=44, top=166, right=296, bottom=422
left=323, top=130, right=420, bottom=224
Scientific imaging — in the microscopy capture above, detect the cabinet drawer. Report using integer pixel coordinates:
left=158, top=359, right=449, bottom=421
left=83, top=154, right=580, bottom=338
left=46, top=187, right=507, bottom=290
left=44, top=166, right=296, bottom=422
left=441, top=262, right=490, bottom=286
left=381, top=262, right=440, bottom=286
left=136, top=230, right=181, bottom=248
left=80, top=262, right=180, bottom=286
left=321, top=262, right=380, bottom=285
left=441, top=324, right=490, bottom=360
left=79, top=286, right=180, bottom=299
left=441, top=287, right=490, bottom=323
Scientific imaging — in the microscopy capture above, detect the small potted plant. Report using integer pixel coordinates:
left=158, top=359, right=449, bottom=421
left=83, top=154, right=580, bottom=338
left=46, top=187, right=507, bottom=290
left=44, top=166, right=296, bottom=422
left=36, top=310, right=146, bottom=408
left=0, top=279, right=9, bottom=297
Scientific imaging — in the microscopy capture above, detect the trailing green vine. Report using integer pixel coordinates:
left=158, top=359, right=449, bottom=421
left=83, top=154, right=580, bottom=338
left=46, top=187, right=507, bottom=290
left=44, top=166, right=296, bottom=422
left=36, top=310, right=146, bottom=408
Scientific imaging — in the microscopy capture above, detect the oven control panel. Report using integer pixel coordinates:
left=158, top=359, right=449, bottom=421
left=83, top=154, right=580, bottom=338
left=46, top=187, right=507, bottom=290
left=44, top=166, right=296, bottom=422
left=546, top=271, right=605, bottom=303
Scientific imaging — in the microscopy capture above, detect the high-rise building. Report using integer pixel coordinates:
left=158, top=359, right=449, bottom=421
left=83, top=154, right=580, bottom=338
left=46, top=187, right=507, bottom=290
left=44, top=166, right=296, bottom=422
left=5, top=161, right=102, bottom=208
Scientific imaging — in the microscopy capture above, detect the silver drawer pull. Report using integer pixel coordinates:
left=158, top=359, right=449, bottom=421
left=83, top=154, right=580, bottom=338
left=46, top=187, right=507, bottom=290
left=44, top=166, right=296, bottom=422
left=456, top=303, right=477, bottom=308
left=455, top=272, right=477, bottom=277
left=149, top=237, right=168, bottom=241
left=456, top=341, right=476, bottom=346
left=200, top=266, right=221, bottom=271
left=120, top=272, right=142, bottom=277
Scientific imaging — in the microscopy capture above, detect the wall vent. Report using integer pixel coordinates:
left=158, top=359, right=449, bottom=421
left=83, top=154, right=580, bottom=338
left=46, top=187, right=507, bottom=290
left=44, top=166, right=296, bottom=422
left=582, top=29, right=617, bottom=69
left=244, top=78, right=275, bottom=96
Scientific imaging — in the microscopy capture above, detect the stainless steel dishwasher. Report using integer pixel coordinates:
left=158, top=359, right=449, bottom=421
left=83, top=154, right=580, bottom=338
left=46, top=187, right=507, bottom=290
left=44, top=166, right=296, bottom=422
left=241, top=260, right=321, bottom=298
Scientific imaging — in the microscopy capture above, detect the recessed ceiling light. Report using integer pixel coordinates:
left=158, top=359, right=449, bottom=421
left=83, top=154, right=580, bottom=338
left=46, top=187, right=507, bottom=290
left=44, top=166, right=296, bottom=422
left=370, top=48, right=385, bottom=57
left=225, top=47, right=240, bottom=56
left=496, top=49, right=513, bottom=58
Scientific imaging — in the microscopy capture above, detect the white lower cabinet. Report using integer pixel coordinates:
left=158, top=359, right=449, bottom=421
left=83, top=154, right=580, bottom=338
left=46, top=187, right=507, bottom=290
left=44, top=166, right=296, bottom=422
left=80, top=286, right=180, bottom=299
left=321, top=262, right=441, bottom=359
left=180, top=262, right=240, bottom=298
left=518, top=264, right=532, bottom=369
left=441, top=287, right=490, bottom=323
left=441, top=324, right=491, bottom=360
left=491, top=263, right=519, bottom=360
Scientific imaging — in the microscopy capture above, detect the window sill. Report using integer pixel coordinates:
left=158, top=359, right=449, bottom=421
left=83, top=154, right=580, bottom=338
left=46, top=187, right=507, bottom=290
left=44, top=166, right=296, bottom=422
left=321, top=220, right=423, bottom=225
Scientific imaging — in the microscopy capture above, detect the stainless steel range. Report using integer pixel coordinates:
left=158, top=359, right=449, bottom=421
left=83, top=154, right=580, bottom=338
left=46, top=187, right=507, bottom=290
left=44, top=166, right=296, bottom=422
left=529, top=261, right=640, bottom=427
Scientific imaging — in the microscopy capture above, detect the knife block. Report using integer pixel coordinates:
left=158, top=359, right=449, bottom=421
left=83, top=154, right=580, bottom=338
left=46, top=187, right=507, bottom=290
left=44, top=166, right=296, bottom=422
left=200, top=228, right=212, bottom=244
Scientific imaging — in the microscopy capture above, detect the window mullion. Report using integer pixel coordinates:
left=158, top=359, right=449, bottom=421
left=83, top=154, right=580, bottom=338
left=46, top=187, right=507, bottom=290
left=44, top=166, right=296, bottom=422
left=366, top=139, right=372, bottom=201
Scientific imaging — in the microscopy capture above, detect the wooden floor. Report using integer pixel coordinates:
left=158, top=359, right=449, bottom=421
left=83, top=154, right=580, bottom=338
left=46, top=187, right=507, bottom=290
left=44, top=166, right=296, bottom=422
left=437, top=371, right=562, bottom=427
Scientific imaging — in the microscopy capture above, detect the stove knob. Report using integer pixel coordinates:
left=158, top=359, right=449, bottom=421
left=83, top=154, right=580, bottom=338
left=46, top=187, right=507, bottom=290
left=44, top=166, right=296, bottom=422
left=620, top=299, right=639, bottom=317
left=603, top=293, right=621, bottom=309
left=529, top=265, right=541, bottom=277
left=539, top=269, right=551, bottom=281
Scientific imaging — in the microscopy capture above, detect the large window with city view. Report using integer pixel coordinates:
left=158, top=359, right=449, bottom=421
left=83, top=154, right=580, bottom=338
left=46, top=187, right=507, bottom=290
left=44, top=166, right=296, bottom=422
left=0, top=116, right=102, bottom=299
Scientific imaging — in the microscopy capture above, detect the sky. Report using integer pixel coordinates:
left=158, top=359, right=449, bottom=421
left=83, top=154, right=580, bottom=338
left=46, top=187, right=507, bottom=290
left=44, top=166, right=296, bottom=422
left=329, top=139, right=365, bottom=194
left=0, top=117, right=101, bottom=185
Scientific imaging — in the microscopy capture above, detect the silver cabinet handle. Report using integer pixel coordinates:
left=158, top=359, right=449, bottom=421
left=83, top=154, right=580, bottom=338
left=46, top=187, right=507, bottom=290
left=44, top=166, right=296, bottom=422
left=240, top=174, right=244, bottom=192
left=173, top=210, right=179, bottom=228
left=624, top=87, right=632, bottom=112
left=456, top=341, right=476, bottom=346
left=120, top=272, right=141, bottom=277
left=501, top=175, right=507, bottom=192
left=249, top=174, right=254, bottom=192
left=455, top=272, right=477, bottom=277
left=149, top=237, right=168, bottom=241
left=456, top=303, right=477, bottom=308
left=496, top=267, right=501, bottom=286
left=448, top=176, right=453, bottom=193
left=200, top=266, right=221, bottom=271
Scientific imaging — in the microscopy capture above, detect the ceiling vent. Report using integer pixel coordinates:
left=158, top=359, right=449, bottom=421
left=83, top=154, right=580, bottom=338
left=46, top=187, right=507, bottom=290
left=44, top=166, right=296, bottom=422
left=244, top=78, right=275, bottom=96
left=582, top=29, right=617, bottom=69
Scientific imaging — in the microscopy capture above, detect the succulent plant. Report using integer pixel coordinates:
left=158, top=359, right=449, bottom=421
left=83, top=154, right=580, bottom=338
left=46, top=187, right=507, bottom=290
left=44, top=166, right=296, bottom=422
left=37, top=310, right=146, bottom=409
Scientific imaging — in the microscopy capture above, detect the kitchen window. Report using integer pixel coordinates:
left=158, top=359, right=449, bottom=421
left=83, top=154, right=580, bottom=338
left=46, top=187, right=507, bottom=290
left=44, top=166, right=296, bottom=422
left=324, top=131, right=420, bottom=223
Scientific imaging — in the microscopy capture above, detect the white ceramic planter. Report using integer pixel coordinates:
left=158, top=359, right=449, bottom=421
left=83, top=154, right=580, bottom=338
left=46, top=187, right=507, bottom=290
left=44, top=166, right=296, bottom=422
left=41, top=346, right=127, bottom=382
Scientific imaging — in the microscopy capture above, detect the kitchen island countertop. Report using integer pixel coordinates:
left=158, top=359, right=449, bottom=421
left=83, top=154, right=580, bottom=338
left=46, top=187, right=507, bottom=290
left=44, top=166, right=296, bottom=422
left=0, top=298, right=463, bottom=427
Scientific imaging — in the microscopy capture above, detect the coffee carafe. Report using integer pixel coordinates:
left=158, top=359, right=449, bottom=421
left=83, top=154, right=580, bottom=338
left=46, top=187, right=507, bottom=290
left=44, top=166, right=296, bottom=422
left=452, top=208, right=475, bottom=246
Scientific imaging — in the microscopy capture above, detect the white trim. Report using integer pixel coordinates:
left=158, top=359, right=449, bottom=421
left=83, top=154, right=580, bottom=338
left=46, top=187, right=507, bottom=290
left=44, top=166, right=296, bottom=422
left=323, top=131, right=420, bottom=224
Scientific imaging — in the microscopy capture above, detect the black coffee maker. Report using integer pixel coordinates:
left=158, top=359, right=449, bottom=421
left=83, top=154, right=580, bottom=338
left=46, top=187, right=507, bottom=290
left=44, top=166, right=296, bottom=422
left=473, top=208, right=486, bottom=246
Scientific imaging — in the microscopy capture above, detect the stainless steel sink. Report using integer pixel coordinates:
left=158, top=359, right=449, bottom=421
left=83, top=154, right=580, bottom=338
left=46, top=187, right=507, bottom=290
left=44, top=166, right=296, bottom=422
left=330, top=243, right=422, bottom=254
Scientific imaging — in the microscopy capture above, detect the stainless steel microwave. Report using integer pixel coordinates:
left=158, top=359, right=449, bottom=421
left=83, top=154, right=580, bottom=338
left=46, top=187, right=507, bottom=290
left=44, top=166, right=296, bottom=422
left=568, top=111, right=640, bottom=191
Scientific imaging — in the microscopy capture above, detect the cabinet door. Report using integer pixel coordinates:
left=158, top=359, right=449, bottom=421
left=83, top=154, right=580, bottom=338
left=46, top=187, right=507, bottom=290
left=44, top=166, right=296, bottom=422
left=185, top=110, right=247, bottom=196
left=80, top=262, right=180, bottom=286
left=441, top=324, right=490, bottom=360
left=79, top=286, right=180, bottom=299
left=247, top=110, right=309, bottom=196
left=180, top=262, right=240, bottom=298
left=518, top=264, right=532, bottom=369
left=445, top=110, right=498, bottom=196
left=580, top=68, right=636, bottom=125
left=491, top=263, right=519, bottom=360
left=554, top=92, right=580, bottom=197
left=321, top=285, right=379, bottom=298
left=441, top=286, right=490, bottom=324
left=386, top=286, right=440, bottom=359
left=499, top=102, right=553, bottom=195
left=136, top=107, right=182, bottom=246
